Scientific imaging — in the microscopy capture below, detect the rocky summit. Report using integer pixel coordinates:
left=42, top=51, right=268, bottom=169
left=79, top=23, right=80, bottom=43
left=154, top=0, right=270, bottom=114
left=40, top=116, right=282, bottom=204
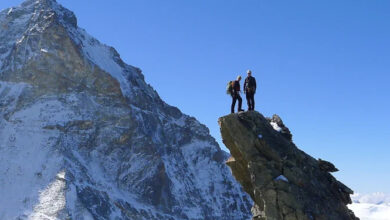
left=0, top=0, right=252, bottom=219
left=219, top=111, right=359, bottom=220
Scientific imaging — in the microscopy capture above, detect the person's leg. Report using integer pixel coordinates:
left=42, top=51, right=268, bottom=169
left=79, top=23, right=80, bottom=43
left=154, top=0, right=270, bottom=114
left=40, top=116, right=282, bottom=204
left=251, top=92, right=255, bottom=110
left=246, top=92, right=251, bottom=111
left=238, top=95, right=243, bottom=111
left=248, top=92, right=254, bottom=110
left=231, top=95, right=237, bottom=113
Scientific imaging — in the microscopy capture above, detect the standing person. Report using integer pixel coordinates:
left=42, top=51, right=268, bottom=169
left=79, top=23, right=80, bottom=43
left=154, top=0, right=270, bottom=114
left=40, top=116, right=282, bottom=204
left=231, top=75, right=244, bottom=114
left=244, top=70, right=257, bottom=111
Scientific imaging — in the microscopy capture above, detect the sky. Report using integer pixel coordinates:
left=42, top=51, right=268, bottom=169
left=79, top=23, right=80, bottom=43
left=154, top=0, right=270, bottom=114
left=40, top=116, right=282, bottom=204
left=1, top=0, right=389, bottom=194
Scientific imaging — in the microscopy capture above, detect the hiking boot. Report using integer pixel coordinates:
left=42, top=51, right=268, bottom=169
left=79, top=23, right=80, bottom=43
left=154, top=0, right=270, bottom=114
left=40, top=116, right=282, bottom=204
left=238, top=109, right=244, bottom=112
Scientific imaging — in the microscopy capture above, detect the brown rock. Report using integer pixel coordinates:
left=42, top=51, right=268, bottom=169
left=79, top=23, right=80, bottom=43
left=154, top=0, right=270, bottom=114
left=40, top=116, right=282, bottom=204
left=219, top=111, right=359, bottom=220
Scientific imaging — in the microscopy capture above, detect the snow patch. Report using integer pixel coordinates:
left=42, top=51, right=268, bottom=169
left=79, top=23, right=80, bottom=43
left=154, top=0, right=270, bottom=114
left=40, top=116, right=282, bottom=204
left=79, top=29, right=132, bottom=98
left=275, top=175, right=289, bottom=182
left=270, top=122, right=282, bottom=132
left=29, top=170, right=67, bottom=220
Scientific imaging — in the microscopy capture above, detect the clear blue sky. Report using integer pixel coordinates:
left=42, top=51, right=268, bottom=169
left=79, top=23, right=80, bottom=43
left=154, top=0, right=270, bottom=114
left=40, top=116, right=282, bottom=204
left=2, top=0, right=389, bottom=194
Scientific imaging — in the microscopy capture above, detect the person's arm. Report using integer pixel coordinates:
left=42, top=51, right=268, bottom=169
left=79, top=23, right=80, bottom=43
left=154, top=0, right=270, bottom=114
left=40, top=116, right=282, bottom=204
left=244, top=78, right=247, bottom=93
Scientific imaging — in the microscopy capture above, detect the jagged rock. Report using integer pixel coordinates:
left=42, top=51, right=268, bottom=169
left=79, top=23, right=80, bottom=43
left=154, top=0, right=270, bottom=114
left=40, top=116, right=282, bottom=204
left=267, top=114, right=292, bottom=141
left=219, top=111, right=359, bottom=220
left=318, top=159, right=339, bottom=173
left=0, top=0, right=252, bottom=219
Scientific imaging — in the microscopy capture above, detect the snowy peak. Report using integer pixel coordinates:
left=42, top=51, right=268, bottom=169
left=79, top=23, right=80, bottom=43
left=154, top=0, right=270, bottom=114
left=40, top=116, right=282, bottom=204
left=1, top=0, right=142, bottom=102
left=3, top=0, right=163, bottom=112
left=11, top=0, right=77, bottom=28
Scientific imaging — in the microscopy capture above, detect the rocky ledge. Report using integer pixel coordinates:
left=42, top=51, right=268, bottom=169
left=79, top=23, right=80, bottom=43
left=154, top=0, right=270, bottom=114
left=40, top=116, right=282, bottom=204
left=219, top=111, right=359, bottom=220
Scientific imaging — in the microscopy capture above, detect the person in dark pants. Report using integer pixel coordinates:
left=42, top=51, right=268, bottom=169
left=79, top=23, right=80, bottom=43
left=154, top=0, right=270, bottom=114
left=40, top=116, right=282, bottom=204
left=244, top=70, right=257, bottom=111
left=231, top=75, right=244, bottom=114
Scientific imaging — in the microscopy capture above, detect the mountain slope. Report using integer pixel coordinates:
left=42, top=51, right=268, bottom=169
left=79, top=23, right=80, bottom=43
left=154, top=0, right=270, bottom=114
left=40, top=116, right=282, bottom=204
left=0, top=0, right=252, bottom=219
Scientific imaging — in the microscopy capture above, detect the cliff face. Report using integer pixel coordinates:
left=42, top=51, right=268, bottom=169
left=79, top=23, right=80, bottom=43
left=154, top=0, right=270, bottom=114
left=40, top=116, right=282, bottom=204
left=0, top=0, right=252, bottom=219
left=219, top=111, right=359, bottom=220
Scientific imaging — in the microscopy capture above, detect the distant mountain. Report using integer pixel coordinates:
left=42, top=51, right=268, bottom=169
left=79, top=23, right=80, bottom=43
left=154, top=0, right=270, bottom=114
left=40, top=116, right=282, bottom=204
left=349, top=193, right=390, bottom=220
left=352, top=193, right=390, bottom=205
left=0, top=0, right=252, bottom=219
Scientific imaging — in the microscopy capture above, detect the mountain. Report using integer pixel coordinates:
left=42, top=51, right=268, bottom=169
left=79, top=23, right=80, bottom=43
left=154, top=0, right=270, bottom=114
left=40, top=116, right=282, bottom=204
left=349, top=193, right=390, bottom=220
left=0, top=0, right=252, bottom=219
left=351, top=193, right=390, bottom=205
left=219, top=111, right=359, bottom=220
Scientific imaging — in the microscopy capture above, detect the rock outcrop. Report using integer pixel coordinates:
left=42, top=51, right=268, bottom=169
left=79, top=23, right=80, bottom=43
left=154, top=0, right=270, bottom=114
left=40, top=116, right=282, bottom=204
left=219, top=111, right=359, bottom=220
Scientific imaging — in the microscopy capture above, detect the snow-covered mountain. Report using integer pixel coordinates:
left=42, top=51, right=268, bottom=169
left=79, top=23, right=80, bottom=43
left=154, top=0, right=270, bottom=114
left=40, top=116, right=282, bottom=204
left=349, top=193, right=390, bottom=220
left=0, top=0, right=252, bottom=219
left=352, top=193, right=390, bottom=205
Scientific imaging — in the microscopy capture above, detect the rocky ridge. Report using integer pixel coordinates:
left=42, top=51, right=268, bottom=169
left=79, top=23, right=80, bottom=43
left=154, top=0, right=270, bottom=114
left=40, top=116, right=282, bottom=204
left=219, top=111, right=359, bottom=220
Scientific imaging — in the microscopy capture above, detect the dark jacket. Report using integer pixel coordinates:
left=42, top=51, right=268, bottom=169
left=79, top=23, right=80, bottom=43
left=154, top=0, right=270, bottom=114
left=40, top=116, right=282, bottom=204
left=244, top=76, right=256, bottom=93
left=233, top=80, right=241, bottom=92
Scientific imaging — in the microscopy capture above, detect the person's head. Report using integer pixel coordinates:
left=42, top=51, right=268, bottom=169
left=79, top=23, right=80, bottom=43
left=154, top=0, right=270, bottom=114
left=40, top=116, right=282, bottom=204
left=247, top=70, right=252, bottom=76
left=237, top=75, right=242, bottom=81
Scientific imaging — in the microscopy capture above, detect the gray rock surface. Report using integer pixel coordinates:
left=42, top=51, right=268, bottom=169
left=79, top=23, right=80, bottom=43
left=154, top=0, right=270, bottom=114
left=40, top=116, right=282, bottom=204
left=219, top=111, right=359, bottom=220
left=0, top=0, right=252, bottom=219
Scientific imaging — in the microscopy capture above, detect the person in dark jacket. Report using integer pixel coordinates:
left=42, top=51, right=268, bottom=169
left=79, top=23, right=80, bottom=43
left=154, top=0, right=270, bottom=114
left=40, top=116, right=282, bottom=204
left=231, top=75, right=244, bottom=113
left=244, top=70, right=257, bottom=111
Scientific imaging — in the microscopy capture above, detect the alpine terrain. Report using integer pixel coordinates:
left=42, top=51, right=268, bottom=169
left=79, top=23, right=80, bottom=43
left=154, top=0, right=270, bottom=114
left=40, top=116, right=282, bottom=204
left=219, top=112, right=359, bottom=220
left=0, top=0, right=252, bottom=219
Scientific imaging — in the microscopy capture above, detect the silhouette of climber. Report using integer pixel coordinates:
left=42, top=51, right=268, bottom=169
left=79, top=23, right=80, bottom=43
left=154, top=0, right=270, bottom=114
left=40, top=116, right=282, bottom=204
left=244, top=70, right=257, bottom=111
left=231, top=75, right=244, bottom=113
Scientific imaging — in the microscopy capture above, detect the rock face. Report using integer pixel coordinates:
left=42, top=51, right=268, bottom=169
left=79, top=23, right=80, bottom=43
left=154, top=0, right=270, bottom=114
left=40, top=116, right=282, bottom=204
left=0, top=0, right=252, bottom=219
left=219, top=111, right=359, bottom=220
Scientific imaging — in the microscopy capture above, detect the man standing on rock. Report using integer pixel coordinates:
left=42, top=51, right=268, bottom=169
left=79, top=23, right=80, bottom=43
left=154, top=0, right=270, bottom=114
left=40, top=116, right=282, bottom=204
left=231, top=75, right=244, bottom=114
left=244, top=70, right=257, bottom=111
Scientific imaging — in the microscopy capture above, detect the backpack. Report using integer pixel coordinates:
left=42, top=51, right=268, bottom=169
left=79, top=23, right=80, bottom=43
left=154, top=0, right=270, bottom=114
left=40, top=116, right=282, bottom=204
left=226, top=81, right=234, bottom=94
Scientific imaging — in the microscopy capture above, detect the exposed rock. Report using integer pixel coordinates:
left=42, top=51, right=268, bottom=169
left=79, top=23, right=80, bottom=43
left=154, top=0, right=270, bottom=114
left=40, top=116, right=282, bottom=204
left=319, top=159, right=339, bottom=173
left=219, top=111, right=359, bottom=220
left=267, top=114, right=292, bottom=141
